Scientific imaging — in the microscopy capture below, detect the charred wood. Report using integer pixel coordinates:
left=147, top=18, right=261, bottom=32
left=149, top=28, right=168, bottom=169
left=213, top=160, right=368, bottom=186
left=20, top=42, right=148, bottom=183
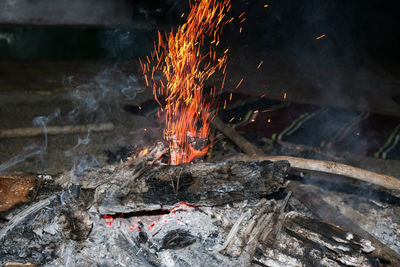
left=288, top=181, right=400, bottom=266
left=88, top=160, right=289, bottom=214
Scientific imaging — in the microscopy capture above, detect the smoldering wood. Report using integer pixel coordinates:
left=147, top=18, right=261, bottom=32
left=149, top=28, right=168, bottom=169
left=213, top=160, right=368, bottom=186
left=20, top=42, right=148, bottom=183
left=0, top=137, right=394, bottom=266
left=0, top=123, right=114, bottom=139
left=0, top=196, right=57, bottom=242
left=254, top=212, right=376, bottom=266
left=86, top=160, right=290, bottom=214
left=288, top=180, right=400, bottom=266
left=0, top=194, right=379, bottom=266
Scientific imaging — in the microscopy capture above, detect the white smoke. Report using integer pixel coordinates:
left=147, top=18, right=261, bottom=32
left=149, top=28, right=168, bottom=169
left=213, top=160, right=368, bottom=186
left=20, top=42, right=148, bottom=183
left=0, top=109, right=60, bottom=173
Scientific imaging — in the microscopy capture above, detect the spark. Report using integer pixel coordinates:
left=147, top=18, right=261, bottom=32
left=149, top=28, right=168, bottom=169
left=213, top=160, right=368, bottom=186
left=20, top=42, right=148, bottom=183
left=316, top=34, right=326, bottom=40
left=236, top=78, right=244, bottom=89
left=140, top=0, right=231, bottom=164
left=264, top=4, right=269, bottom=8
left=257, top=60, right=263, bottom=69
left=284, top=92, right=287, bottom=99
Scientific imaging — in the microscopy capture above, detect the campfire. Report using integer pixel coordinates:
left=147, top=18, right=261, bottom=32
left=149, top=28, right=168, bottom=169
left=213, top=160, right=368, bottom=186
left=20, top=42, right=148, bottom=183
left=1, top=0, right=400, bottom=266
left=140, top=0, right=231, bottom=165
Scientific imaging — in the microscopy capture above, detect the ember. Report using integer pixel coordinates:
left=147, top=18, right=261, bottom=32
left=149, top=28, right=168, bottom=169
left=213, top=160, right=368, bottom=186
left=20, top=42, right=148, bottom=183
left=141, top=0, right=231, bottom=164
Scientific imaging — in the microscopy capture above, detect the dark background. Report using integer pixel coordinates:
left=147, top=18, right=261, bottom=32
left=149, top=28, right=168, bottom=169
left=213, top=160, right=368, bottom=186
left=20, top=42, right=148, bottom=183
left=0, top=0, right=399, bottom=115
left=0, top=0, right=398, bottom=70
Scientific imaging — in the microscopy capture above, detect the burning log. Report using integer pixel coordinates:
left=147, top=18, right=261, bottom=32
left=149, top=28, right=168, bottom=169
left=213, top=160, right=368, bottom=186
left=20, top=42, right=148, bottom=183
left=0, top=123, right=114, bottom=139
left=0, top=136, right=394, bottom=265
left=86, top=159, right=289, bottom=214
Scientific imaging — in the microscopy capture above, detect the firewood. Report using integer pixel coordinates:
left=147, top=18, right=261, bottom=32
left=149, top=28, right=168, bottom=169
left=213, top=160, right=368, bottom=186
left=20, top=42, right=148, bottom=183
left=91, top=160, right=289, bottom=214
left=246, top=155, right=400, bottom=191
left=0, top=123, right=114, bottom=139
left=289, top=181, right=400, bottom=266
left=210, top=116, right=263, bottom=156
left=258, top=155, right=400, bottom=191
left=211, top=116, right=400, bottom=264
left=211, top=115, right=400, bottom=191
left=216, top=209, right=252, bottom=252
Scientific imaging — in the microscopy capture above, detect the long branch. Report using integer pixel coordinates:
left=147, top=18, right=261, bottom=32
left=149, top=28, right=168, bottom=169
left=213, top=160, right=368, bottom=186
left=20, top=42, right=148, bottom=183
left=0, top=123, right=114, bottom=139
left=211, top=116, right=400, bottom=191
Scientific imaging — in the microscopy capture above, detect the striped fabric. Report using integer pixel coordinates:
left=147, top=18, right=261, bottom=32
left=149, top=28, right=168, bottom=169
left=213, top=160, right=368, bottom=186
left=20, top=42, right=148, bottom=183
left=216, top=92, right=400, bottom=160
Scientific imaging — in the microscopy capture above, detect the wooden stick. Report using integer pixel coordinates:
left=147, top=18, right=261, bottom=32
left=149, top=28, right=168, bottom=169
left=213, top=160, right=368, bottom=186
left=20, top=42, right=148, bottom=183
left=236, top=155, right=400, bottom=191
left=0, top=123, right=114, bottom=139
left=210, top=116, right=263, bottom=156
left=211, top=116, right=400, bottom=191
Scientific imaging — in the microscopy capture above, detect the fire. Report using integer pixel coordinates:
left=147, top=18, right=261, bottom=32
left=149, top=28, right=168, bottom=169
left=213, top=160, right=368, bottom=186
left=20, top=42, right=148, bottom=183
left=141, top=0, right=231, bottom=164
left=139, top=148, right=149, bottom=157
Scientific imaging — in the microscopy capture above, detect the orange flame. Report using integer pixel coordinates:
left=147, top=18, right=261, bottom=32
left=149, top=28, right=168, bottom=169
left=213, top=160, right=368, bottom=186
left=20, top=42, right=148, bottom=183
left=141, top=0, right=231, bottom=164
left=139, top=148, right=149, bottom=156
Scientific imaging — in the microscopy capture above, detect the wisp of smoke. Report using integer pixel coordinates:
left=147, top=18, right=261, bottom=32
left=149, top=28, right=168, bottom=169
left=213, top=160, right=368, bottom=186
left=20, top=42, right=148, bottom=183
left=66, top=66, right=142, bottom=122
left=0, top=109, right=60, bottom=173
left=65, top=132, right=101, bottom=184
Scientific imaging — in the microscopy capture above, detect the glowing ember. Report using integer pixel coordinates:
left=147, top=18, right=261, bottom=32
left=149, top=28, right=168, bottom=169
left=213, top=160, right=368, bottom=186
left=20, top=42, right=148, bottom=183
left=141, top=0, right=231, bottom=164
left=139, top=148, right=149, bottom=156
left=101, top=202, right=197, bottom=231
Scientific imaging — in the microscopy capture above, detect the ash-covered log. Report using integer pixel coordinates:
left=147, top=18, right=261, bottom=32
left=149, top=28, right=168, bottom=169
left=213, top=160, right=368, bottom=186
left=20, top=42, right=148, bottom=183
left=0, top=157, right=388, bottom=266
left=86, top=159, right=289, bottom=214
